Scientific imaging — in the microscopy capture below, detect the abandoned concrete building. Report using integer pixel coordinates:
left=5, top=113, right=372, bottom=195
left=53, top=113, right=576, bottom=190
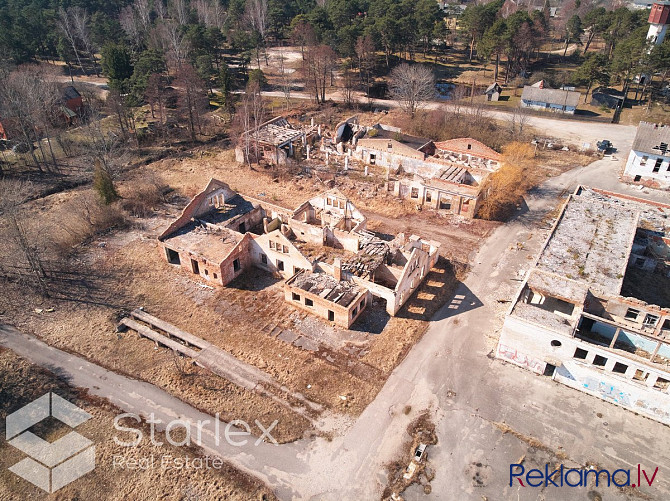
left=235, top=116, right=316, bottom=165
left=497, top=186, right=670, bottom=424
left=159, top=179, right=440, bottom=325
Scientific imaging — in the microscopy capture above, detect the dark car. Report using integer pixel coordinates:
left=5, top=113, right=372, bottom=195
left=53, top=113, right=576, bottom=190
left=597, top=140, right=612, bottom=153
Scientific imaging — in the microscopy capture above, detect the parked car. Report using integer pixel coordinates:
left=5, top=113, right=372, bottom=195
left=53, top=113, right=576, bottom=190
left=414, top=443, right=427, bottom=462
left=597, top=140, right=612, bottom=153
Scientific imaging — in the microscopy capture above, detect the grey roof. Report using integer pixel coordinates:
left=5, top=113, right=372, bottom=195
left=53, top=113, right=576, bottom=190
left=521, top=86, right=580, bottom=108
left=62, top=86, right=81, bottom=101
left=485, top=82, right=501, bottom=94
left=632, top=122, right=670, bottom=156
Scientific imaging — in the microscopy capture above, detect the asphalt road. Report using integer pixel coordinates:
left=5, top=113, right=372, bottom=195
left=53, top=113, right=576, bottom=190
left=2, top=126, right=669, bottom=500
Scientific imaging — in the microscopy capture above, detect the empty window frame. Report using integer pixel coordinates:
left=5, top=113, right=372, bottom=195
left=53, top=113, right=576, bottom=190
left=282, top=245, right=289, bottom=254
left=625, top=308, right=640, bottom=320
left=653, top=158, right=663, bottom=173
left=410, top=187, right=419, bottom=199
left=305, top=298, right=313, bottom=307
left=593, top=355, right=608, bottom=367
left=292, top=292, right=300, bottom=301
left=425, top=191, right=432, bottom=202
left=574, top=347, right=588, bottom=359
left=643, top=314, right=659, bottom=327
left=277, top=260, right=284, bottom=271
left=261, top=254, right=268, bottom=264
left=233, top=258, right=241, bottom=272
left=612, top=362, right=628, bottom=374
left=654, top=377, right=670, bottom=390
left=166, top=248, right=181, bottom=265
left=269, top=241, right=276, bottom=250
left=328, top=310, right=335, bottom=321
left=640, top=155, right=648, bottom=166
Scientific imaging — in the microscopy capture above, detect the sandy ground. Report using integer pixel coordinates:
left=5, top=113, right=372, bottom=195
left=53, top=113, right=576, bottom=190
left=0, top=348, right=276, bottom=500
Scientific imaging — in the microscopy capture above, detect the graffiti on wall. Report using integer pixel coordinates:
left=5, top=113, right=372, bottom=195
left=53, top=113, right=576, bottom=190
left=581, top=378, right=632, bottom=407
left=497, top=344, right=546, bottom=373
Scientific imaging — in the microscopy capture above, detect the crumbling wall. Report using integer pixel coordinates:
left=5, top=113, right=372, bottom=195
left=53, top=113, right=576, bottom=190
left=250, top=230, right=314, bottom=277
left=219, top=234, right=253, bottom=284
left=284, top=282, right=370, bottom=328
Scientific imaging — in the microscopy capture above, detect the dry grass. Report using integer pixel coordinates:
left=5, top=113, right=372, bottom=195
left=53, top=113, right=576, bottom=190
left=0, top=348, right=276, bottom=501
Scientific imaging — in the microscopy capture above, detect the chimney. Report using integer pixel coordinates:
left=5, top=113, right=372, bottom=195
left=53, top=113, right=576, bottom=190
left=333, top=258, right=342, bottom=281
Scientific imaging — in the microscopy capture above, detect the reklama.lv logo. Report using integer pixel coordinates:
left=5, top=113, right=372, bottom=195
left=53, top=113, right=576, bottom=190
left=510, top=463, right=659, bottom=488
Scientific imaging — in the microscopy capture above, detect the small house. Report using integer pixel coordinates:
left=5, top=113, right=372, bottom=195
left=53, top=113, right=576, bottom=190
left=484, top=82, right=502, bottom=102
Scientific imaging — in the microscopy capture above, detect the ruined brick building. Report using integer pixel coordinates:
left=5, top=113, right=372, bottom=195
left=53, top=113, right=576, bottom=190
left=325, top=121, right=502, bottom=219
left=159, top=179, right=440, bottom=327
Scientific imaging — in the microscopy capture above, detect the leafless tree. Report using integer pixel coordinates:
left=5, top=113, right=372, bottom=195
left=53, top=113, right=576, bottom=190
left=0, top=65, right=63, bottom=172
left=135, top=0, right=153, bottom=31
left=291, top=20, right=316, bottom=61
left=507, top=105, right=532, bottom=137
left=277, top=46, right=294, bottom=110
left=120, top=6, right=143, bottom=47
left=194, top=0, right=227, bottom=29
left=0, top=179, right=50, bottom=296
left=245, top=0, right=268, bottom=68
left=355, top=35, right=375, bottom=87
left=169, top=0, right=190, bottom=26
left=80, top=90, right=128, bottom=177
left=341, top=66, right=357, bottom=109
left=155, top=0, right=168, bottom=20
left=58, top=7, right=87, bottom=74
left=237, top=81, right=265, bottom=166
left=389, top=63, right=435, bottom=117
left=175, top=64, right=208, bottom=142
left=71, top=7, right=99, bottom=75
left=156, top=21, right=190, bottom=69
left=304, top=45, right=337, bottom=104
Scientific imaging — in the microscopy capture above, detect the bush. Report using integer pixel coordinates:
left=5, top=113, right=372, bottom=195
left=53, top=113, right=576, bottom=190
left=120, top=174, right=168, bottom=217
left=54, top=192, right=126, bottom=255
left=93, top=164, right=119, bottom=205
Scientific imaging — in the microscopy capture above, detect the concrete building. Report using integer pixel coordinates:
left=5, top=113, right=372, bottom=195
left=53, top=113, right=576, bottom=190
left=235, top=116, right=315, bottom=165
left=520, top=85, right=580, bottom=114
left=159, top=179, right=440, bottom=324
left=623, top=122, right=670, bottom=188
left=497, top=186, right=670, bottom=425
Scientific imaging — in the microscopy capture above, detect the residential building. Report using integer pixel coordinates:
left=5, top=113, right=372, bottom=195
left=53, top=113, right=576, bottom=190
left=484, top=82, right=502, bottom=102
left=497, top=186, right=670, bottom=425
left=623, top=122, right=670, bottom=188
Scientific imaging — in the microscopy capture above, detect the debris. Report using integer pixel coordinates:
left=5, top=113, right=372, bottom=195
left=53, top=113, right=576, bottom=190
left=34, top=308, right=43, bottom=314
left=197, top=283, right=214, bottom=290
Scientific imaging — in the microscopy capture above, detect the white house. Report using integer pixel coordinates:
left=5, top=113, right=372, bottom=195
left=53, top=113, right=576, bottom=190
left=623, top=122, right=670, bottom=188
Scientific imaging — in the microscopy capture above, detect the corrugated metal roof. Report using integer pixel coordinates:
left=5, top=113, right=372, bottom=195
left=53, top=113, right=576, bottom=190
left=632, top=122, right=670, bottom=156
left=521, top=86, right=580, bottom=108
